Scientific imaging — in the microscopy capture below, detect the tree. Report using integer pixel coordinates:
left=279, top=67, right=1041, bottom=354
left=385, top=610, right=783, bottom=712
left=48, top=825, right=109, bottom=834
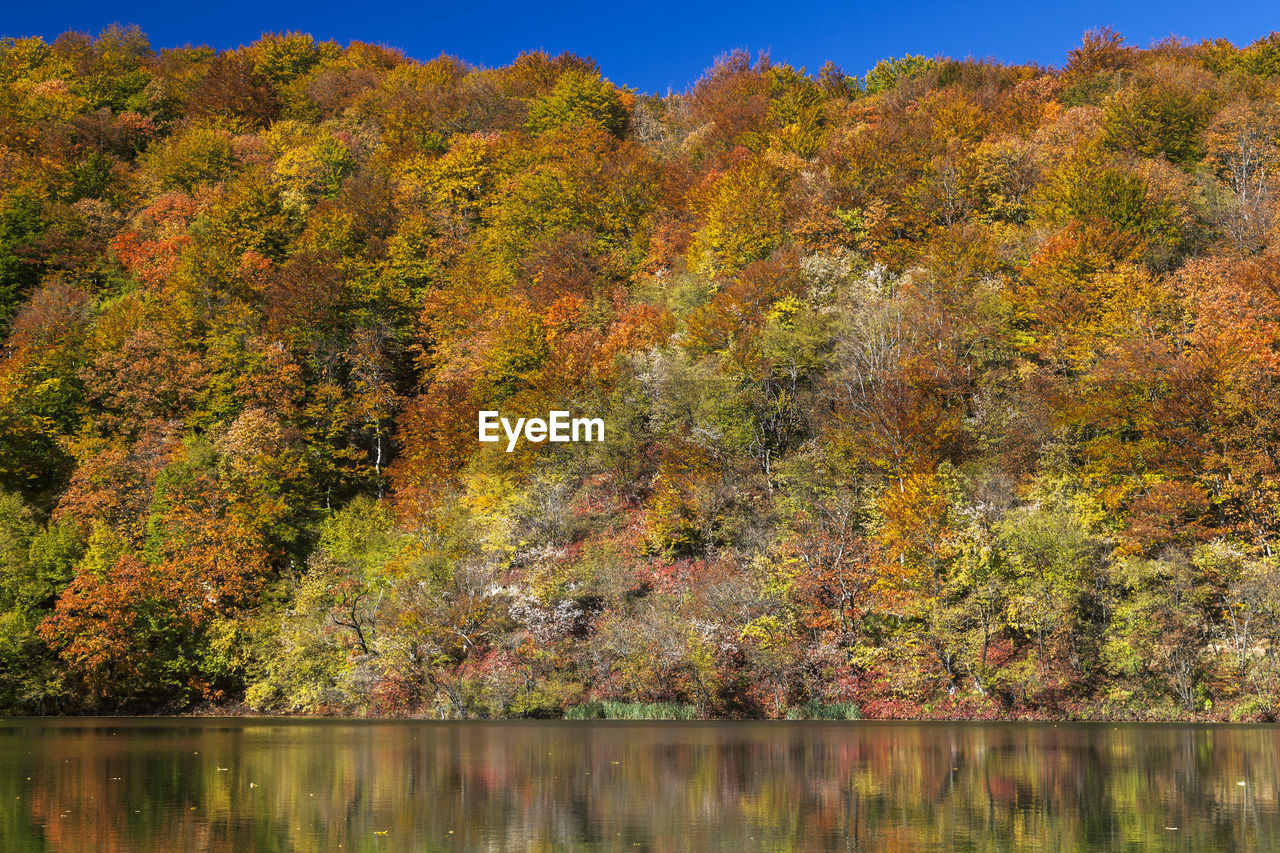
left=526, top=70, right=628, bottom=137
left=687, top=156, right=784, bottom=279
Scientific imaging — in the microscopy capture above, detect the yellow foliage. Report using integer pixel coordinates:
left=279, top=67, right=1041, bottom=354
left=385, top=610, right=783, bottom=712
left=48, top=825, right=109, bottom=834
left=687, top=158, right=784, bottom=279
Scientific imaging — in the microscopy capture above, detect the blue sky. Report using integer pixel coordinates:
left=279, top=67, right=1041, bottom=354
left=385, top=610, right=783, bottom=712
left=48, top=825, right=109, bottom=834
left=6, top=0, right=1278, bottom=93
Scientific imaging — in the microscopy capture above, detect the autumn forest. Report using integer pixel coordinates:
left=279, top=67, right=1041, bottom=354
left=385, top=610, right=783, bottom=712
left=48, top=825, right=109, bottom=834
left=2, top=26, right=1280, bottom=720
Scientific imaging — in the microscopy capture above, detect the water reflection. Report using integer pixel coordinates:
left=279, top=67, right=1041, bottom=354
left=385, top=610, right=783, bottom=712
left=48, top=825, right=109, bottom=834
left=1, top=720, right=1278, bottom=851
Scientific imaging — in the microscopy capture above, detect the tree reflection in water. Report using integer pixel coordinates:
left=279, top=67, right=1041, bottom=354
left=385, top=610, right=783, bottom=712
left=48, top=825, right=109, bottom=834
left=1, top=720, right=1277, bottom=852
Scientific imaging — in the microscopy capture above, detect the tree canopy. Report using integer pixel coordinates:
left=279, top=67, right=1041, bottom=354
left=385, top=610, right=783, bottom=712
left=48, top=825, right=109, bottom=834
left=4, top=27, right=1280, bottom=720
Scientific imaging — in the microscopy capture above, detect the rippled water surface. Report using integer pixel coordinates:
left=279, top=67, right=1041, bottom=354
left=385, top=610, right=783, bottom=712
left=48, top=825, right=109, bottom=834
left=2, top=719, right=1279, bottom=851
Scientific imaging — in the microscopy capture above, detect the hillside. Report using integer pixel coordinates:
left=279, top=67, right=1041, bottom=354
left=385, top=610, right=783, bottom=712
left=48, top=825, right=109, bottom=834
left=3, top=27, right=1280, bottom=719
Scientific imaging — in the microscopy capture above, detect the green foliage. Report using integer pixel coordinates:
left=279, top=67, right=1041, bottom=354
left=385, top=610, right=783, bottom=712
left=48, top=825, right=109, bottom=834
left=764, top=65, right=827, bottom=157
left=244, top=498, right=399, bottom=711
left=564, top=701, right=698, bottom=720
left=1101, top=81, right=1213, bottom=166
left=862, top=55, right=938, bottom=95
left=317, top=495, right=400, bottom=574
left=1239, top=33, right=1280, bottom=78
left=687, top=159, right=783, bottom=278
left=140, top=123, right=235, bottom=193
left=200, top=172, right=301, bottom=258
left=0, top=191, right=46, bottom=320
left=273, top=134, right=354, bottom=200
left=0, top=491, right=37, bottom=610
left=0, top=495, right=78, bottom=709
left=59, top=25, right=155, bottom=112
left=250, top=32, right=327, bottom=88
left=24, top=519, right=83, bottom=609
left=784, top=700, right=861, bottom=720
left=526, top=70, right=628, bottom=137
left=243, top=567, right=354, bottom=713
left=1036, top=154, right=1187, bottom=259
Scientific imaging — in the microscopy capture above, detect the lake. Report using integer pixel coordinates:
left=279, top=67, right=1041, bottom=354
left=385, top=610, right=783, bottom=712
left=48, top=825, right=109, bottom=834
left=1, top=719, right=1278, bottom=851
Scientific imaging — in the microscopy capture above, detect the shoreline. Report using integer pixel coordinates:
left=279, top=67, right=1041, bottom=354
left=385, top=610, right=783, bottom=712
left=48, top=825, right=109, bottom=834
left=5, top=709, right=1275, bottom=724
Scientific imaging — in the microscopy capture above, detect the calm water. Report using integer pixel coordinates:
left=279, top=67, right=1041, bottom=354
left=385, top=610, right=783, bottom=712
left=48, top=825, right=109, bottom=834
left=1, top=719, right=1279, bottom=852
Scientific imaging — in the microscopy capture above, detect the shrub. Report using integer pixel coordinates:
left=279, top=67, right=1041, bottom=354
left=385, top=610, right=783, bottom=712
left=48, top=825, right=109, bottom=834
left=784, top=700, right=862, bottom=720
